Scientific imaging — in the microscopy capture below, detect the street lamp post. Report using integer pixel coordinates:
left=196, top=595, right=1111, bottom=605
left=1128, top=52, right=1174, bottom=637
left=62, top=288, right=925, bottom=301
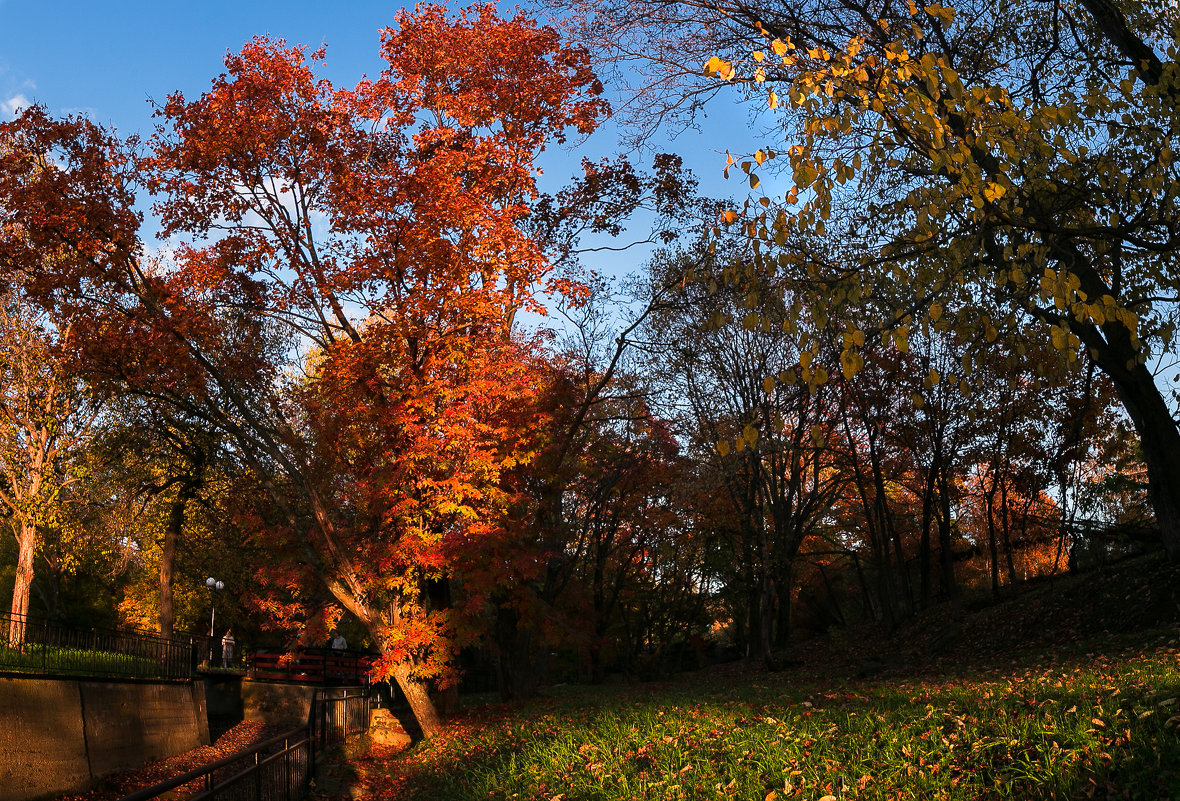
left=205, top=577, right=224, bottom=665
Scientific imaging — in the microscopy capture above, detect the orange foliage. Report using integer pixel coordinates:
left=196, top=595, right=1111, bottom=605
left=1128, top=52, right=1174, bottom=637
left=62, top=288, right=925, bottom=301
left=0, top=4, right=605, bottom=737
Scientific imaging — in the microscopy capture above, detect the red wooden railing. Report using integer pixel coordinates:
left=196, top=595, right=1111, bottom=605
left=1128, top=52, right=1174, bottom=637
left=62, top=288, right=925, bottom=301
left=247, top=647, right=373, bottom=685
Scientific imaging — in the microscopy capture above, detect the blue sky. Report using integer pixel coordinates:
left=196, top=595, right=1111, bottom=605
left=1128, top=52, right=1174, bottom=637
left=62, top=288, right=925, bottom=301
left=0, top=0, right=765, bottom=259
left=0, top=1, right=404, bottom=130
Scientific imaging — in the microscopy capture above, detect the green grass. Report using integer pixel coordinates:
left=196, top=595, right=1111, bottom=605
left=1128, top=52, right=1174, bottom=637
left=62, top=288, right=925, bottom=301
left=0, top=642, right=167, bottom=678
left=348, top=635, right=1180, bottom=800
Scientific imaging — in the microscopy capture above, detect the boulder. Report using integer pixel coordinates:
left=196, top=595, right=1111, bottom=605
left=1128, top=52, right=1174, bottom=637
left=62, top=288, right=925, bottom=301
left=368, top=708, right=412, bottom=749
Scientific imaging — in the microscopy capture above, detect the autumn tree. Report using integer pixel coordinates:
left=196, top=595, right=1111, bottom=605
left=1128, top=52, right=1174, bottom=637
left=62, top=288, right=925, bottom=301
left=571, top=0, right=1180, bottom=558
left=90, top=399, right=228, bottom=638
left=550, top=381, right=685, bottom=682
left=0, top=5, right=605, bottom=736
left=486, top=163, right=706, bottom=697
left=644, top=243, right=847, bottom=668
left=0, top=289, right=97, bottom=641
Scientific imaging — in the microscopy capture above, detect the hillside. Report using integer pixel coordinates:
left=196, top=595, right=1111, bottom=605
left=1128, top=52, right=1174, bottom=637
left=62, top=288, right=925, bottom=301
left=316, top=553, right=1180, bottom=801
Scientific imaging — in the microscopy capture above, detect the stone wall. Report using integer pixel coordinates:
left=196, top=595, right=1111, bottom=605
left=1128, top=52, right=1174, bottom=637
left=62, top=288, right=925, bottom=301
left=241, top=680, right=318, bottom=726
left=0, top=677, right=208, bottom=801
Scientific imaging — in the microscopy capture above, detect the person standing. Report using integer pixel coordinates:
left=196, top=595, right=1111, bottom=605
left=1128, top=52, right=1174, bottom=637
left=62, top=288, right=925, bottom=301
left=221, top=630, right=235, bottom=668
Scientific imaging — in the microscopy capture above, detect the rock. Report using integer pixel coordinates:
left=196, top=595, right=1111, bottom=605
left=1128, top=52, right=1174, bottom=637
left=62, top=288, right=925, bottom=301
left=368, top=707, right=412, bottom=749
left=370, top=708, right=398, bottom=726
left=368, top=727, right=412, bottom=748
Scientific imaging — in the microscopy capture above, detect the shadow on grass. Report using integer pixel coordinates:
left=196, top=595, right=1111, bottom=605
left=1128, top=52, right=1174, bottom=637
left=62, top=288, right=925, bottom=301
left=361, top=646, right=1180, bottom=801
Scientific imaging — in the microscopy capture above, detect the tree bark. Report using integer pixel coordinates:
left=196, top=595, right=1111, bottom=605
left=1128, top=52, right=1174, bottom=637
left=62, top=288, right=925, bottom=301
left=937, top=464, right=960, bottom=617
left=1000, top=477, right=1018, bottom=585
left=985, top=482, right=1000, bottom=595
left=391, top=661, right=441, bottom=739
left=918, top=464, right=935, bottom=609
left=1107, top=365, right=1180, bottom=560
left=159, top=467, right=204, bottom=639
left=8, top=522, right=36, bottom=644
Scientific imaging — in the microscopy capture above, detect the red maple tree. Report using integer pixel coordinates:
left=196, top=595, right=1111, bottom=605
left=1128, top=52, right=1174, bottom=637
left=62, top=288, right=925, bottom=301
left=0, top=3, right=606, bottom=736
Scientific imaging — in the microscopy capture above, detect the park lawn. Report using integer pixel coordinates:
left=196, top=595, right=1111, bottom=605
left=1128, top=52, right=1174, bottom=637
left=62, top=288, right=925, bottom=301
left=327, top=630, right=1180, bottom=801
left=0, top=642, right=163, bottom=678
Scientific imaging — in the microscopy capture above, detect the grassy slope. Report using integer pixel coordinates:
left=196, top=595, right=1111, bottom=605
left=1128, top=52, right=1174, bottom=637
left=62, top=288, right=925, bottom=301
left=322, top=554, right=1180, bottom=801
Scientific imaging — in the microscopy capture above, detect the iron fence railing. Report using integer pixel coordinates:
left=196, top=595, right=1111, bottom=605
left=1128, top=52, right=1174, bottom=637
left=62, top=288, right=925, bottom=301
left=119, top=729, right=312, bottom=801
left=118, top=687, right=372, bottom=801
left=0, top=611, right=194, bottom=681
left=311, top=687, right=371, bottom=750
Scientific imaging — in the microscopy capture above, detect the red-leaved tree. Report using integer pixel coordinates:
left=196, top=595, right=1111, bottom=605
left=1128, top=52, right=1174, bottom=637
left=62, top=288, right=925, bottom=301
left=0, top=4, right=605, bottom=736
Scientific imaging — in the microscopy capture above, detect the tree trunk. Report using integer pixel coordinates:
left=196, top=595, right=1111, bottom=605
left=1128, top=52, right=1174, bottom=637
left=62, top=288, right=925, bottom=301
left=159, top=486, right=188, bottom=639
left=1000, top=478, right=1018, bottom=585
left=1051, top=238, right=1180, bottom=560
left=1102, top=361, right=1180, bottom=560
left=773, top=562, right=794, bottom=649
left=937, top=465, right=960, bottom=617
left=758, top=568, right=779, bottom=671
left=919, top=466, right=935, bottom=609
left=985, top=484, right=1000, bottom=595
left=8, top=522, right=36, bottom=645
left=159, top=457, right=207, bottom=639
left=391, top=660, right=441, bottom=739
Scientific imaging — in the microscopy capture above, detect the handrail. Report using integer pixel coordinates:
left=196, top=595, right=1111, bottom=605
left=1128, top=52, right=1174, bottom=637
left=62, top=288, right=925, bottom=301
left=189, top=735, right=314, bottom=801
left=117, top=686, right=372, bottom=801
left=248, top=647, right=374, bottom=684
left=118, top=728, right=305, bottom=801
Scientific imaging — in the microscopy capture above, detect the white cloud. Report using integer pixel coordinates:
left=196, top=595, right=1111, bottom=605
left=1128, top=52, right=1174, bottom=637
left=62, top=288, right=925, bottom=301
left=1, top=93, right=29, bottom=119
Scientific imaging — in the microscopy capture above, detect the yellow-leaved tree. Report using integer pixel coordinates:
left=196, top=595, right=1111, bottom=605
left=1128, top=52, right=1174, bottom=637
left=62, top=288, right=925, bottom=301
left=572, top=0, right=1180, bottom=558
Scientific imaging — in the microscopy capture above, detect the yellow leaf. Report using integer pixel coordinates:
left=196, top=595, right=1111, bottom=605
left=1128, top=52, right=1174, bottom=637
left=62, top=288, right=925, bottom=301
left=983, top=182, right=1006, bottom=202
left=771, top=39, right=787, bottom=56
left=1051, top=326, right=1068, bottom=351
left=717, top=440, right=730, bottom=457
left=750, top=173, right=761, bottom=189
left=912, top=391, right=925, bottom=408
left=852, top=328, right=865, bottom=347
left=704, top=56, right=736, bottom=80
left=929, top=302, right=943, bottom=322
left=927, top=368, right=940, bottom=386
left=768, top=91, right=780, bottom=110
left=743, top=423, right=760, bottom=444
left=924, top=4, right=955, bottom=23
left=753, top=50, right=765, bottom=62
left=763, top=375, right=776, bottom=393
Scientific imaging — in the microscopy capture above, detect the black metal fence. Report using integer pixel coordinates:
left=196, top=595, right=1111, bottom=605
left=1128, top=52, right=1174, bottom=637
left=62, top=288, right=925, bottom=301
left=119, top=687, right=371, bottom=801
left=311, top=687, right=371, bottom=750
left=119, top=729, right=313, bottom=801
left=0, top=611, right=194, bottom=681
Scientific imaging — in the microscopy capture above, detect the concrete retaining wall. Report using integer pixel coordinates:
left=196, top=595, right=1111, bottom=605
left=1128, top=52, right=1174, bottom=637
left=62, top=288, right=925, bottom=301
left=241, top=680, right=317, bottom=726
left=0, top=677, right=208, bottom=801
